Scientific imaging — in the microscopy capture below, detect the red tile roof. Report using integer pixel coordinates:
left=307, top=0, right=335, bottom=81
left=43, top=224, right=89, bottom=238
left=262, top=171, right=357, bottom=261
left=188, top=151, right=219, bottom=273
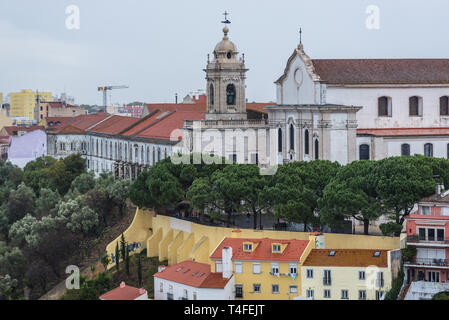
left=48, top=113, right=110, bottom=133
left=312, top=59, right=449, bottom=85
left=2, top=126, right=45, bottom=136
left=210, top=238, right=310, bottom=262
left=419, top=191, right=449, bottom=203
left=357, top=127, right=449, bottom=137
left=154, top=260, right=232, bottom=289
left=99, top=282, right=147, bottom=300
left=302, top=249, right=388, bottom=267
left=88, top=115, right=140, bottom=135
left=46, top=102, right=78, bottom=109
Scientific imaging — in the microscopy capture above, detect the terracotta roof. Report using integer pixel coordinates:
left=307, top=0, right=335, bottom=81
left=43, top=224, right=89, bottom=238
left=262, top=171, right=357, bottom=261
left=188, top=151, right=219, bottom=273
left=99, top=282, right=147, bottom=300
left=2, top=126, right=45, bottom=136
left=302, top=249, right=388, bottom=267
left=153, top=260, right=232, bottom=289
left=419, top=191, right=449, bottom=203
left=134, top=111, right=204, bottom=140
left=88, top=115, right=140, bottom=135
left=46, top=102, right=78, bottom=109
left=210, top=238, right=310, bottom=262
left=48, top=113, right=110, bottom=133
left=357, top=127, right=449, bottom=137
left=145, top=95, right=270, bottom=115
left=312, top=59, right=449, bottom=85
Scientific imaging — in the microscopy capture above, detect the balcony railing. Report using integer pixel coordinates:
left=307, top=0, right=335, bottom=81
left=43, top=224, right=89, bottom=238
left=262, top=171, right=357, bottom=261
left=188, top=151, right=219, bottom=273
left=407, top=236, right=449, bottom=244
left=405, top=258, right=449, bottom=267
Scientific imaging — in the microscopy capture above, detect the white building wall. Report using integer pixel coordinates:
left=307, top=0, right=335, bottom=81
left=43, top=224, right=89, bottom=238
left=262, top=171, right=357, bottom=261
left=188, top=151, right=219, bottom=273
left=327, top=86, right=449, bottom=129
left=154, top=276, right=235, bottom=300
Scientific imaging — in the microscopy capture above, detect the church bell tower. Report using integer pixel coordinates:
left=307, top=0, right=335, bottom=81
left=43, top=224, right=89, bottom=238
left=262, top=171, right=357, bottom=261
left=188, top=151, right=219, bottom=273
left=205, top=14, right=248, bottom=121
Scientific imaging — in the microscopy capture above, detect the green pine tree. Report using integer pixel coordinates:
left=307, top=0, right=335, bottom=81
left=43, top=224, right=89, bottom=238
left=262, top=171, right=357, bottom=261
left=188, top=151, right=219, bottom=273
left=115, top=242, right=120, bottom=272
left=137, top=254, right=142, bottom=287
left=125, top=245, right=130, bottom=276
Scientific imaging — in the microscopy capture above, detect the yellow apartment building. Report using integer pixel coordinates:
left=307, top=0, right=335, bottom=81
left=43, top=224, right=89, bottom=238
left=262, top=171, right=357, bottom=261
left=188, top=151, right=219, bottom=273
left=9, top=89, right=52, bottom=120
left=0, top=93, right=3, bottom=106
left=209, top=236, right=316, bottom=300
left=301, top=249, right=401, bottom=300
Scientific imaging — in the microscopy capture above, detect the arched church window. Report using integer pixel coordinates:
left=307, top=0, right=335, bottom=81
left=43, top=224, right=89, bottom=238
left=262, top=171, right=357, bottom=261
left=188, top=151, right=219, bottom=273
left=440, top=96, right=449, bottom=116
left=209, top=84, right=214, bottom=107
left=314, top=139, right=319, bottom=160
left=304, top=130, right=310, bottom=155
left=409, top=96, right=422, bottom=116
left=359, top=144, right=370, bottom=160
left=226, top=84, right=236, bottom=105
left=278, top=128, right=283, bottom=153
left=378, top=97, right=392, bottom=117
left=401, top=144, right=410, bottom=156
left=424, top=143, right=433, bottom=157
left=289, top=124, right=295, bottom=150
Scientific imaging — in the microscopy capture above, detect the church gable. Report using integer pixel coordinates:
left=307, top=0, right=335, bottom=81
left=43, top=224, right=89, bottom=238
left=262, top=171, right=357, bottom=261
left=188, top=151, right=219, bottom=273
left=275, top=44, right=325, bottom=105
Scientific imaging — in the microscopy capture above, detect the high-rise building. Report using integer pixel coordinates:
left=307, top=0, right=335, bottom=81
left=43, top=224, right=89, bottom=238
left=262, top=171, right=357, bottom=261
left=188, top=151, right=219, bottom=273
left=9, top=89, right=52, bottom=120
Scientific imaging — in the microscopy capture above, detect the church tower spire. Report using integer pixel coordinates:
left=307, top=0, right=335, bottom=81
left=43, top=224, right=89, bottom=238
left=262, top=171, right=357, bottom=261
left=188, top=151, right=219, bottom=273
left=205, top=13, right=248, bottom=121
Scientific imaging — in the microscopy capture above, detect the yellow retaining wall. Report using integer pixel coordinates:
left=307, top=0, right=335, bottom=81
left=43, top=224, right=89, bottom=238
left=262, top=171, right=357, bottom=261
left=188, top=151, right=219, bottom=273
left=106, top=208, right=401, bottom=267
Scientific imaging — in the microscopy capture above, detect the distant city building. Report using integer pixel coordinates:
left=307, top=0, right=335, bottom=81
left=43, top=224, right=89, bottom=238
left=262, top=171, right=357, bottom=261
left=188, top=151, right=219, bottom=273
left=37, top=101, right=85, bottom=122
left=404, top=184, right=449, bottom=299
left=99, top=282, right=148, bottom=300
left=9, top=89, right=52, bottom=120
left=7, top=129, right=46, bottom=168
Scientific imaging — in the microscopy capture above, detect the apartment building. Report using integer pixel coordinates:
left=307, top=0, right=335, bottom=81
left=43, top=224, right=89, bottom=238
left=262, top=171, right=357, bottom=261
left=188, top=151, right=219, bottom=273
left=209, top=237, right=315, bottom=300
left=9, top=89, right=52, bottom=120
left=301, top=249, right=399, bottom=300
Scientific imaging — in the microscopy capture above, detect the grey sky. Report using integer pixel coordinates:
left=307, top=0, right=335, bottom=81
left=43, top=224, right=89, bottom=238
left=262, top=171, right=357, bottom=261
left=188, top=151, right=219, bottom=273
left=0, top=0, right=448, bottom=105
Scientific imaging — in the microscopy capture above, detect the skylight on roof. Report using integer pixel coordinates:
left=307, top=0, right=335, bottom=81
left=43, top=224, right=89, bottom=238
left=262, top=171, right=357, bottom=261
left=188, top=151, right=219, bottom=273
left=183, top=269, right=191, bottom=274
left=176, top=267, right=183, bottom=272
left=199, top=273, right=205, bottom=278
left=374, top=251, right=381, bottom=257
left=329, top=250, right=336, bottom=256
left=192, top=272, right=199, bottom=277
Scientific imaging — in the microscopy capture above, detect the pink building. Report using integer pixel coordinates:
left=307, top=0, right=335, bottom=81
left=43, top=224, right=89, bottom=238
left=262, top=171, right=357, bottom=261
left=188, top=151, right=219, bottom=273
left=405, top=183, right=449, bottom=285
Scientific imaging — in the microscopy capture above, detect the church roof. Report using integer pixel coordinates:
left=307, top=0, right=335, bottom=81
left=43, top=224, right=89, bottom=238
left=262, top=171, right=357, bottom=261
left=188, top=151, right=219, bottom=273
left=312, top=59, right=449, bottom=85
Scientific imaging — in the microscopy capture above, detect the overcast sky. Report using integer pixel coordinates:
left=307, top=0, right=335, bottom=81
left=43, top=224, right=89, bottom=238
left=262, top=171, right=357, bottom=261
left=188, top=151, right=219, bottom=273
left=1, top=0, right=448, bottom=105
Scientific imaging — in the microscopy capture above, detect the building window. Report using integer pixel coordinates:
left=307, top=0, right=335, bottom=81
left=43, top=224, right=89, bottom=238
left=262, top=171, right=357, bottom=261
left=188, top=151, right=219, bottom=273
left=418, top=228, right=426, bottom=240
left=278, top=128, right=283, bottom=153
left=359, top=271, right=366, bottom=280
left=306, top=289, right=313, bottom=299
left=441, top=96, right=449, bottom=115
left=226, top=84, right=236, bottom=105
left=252, top=263, right=261, bottom=274
left=442, top=207, right=449, bottom=216
left=341, top=290, right=349, bottom=300
left=60, top=142, right=66, bottom=151
left=244, top=243, right=252, bottom=252
left=193, top=292, right=197, bottom=300
left=314, top=139, right=319, bottom=160
left=421, top=206, right=431, bottom=215
left=304, top=130, right=310, bottom=155
left=235, top=285, right=243, bottom=299
left=409, top=96, right=423, bottom=116
left=359, top=144, right=370, bottom=160
left=359, top=290, right=366, bottom=300
left=289, top=124, right=294, bottom=150
left=377, top=272, right=385, bottom=288
left=323, top=270, right=331, bottom=286
left=253, top=284, right=261, bottom=293
left=376, top=291, right=384, bottom=300
left=272, top=284, right=279, bottom=294
left=272, top=244, right=281, bottom=253
left=289, top=264, right=297, bottom=275
left=378, top=96, right=392, bottom=117
left=306, top=269, right=314, bottom=279
left=324, top=290, right=331, bottom=299
left=290, top=286, right=298, bottom=294
left=209, top=84, right=214, bottom=107
left=424, top=143, right=433, bottom=157
left=271, top=263, right=280, bottom=275
left=215, top=261, right=223, bottom=273
left=234, top=262, right=243, bottom=274
left=159, top=282, right=163, bottom=293
left=401, top=143, right=410, bottom=156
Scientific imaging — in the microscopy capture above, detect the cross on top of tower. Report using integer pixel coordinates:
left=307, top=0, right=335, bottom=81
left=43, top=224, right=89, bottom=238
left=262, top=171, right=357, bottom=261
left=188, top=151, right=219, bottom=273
left=222, top=11, right=231, bottom=24
left=299, top=28, right=302, bottom=44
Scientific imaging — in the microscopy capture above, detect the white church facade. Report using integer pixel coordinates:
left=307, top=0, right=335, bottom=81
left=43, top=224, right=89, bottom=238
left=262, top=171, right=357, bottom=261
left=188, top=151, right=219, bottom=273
left=182, top=23, right=449, bottom=168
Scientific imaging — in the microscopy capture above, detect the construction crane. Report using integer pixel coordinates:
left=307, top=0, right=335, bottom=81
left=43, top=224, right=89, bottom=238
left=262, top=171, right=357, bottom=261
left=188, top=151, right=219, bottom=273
left=97, top=85, right=129, bottom=112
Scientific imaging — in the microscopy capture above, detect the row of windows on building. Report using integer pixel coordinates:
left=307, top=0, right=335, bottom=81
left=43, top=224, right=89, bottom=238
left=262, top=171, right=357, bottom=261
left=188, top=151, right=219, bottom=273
left=57, top=139, right=169, bottom=165
left=305, top=288, right=384, bottom=300
left=215, top=261, right=298, bottom=275
left=305, top=269, right=384, bottom=287
left=378, top=96, right=449, bottom=117
left=234, top=284, right=298, bottom=298
left=159, top=283, right=197, bottom=301
left=359, top=142, right=449, bottom=160
left=278, top=127, right=319, bottom=160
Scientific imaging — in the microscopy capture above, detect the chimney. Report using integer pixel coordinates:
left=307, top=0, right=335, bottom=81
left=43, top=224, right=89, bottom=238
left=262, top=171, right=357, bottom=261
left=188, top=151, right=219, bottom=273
left=120, top=281, right=126, bottom=288
left=222, top=247, right=233, bottom=279
left=436, top=183, right=445, bottom=198
left=158, top=265, right=167, bottom=272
